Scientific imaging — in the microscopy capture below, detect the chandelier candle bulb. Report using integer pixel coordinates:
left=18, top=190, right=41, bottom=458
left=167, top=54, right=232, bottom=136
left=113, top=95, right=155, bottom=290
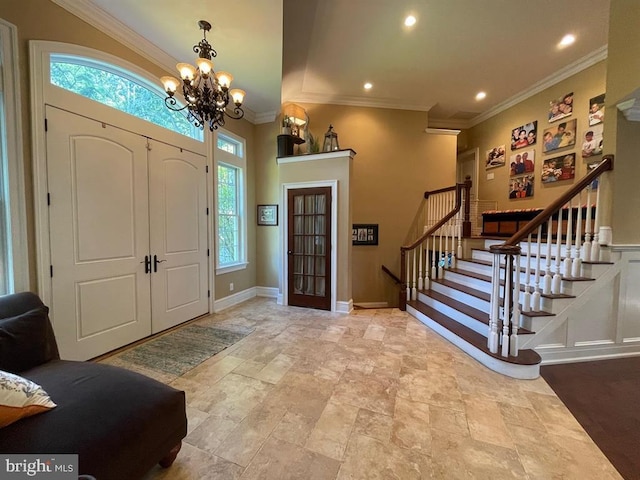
left=160, top=20, right=245, bottom=131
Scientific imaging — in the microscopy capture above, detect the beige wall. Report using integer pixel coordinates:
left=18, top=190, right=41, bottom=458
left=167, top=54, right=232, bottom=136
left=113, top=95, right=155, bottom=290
left=274, top=104, right=457, bottom=305
left=0, top=0, right=257, bottom=297
left=465, top=61, right=607, bottom=212
left=605, top=0, right=640, bottom=244
left=278, top=154, right=353, bottom=304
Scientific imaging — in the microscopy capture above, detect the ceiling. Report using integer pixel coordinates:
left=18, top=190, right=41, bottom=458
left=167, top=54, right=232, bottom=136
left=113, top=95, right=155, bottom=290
left=64, top=0, right=610, bottom=128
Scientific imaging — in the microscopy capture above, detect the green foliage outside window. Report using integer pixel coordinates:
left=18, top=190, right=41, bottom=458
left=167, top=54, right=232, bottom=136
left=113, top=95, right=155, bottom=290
left=218, top=164, right=240, bottom=265
left=50, top=61, right=202, bottom=141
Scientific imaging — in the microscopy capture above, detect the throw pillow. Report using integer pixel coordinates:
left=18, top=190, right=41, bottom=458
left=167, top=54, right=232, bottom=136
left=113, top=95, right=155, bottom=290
left=0, top=305, right=50, bottom=373
left=0, top=370, right=56, bottom=428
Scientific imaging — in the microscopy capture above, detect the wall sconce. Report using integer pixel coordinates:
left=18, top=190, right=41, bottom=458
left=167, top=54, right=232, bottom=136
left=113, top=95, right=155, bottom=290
left=282, top=103, right=308, bottom=138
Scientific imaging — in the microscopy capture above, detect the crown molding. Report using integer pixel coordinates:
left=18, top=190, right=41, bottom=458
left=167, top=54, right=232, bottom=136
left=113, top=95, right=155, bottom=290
left=424, top=128, right=461, bottom=136
left=254, top=110, right=277, bottom=124
left=465, top=46, right=608, bottom=129
left=51, top=0, right=178, bottom=72
left=617, top=97, right=640, bottom=122
left=289, top=91, right=432, bottom=112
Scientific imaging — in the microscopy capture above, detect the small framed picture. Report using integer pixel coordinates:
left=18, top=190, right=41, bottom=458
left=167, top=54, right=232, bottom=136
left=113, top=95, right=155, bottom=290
left=352, top=224, right=378, bottom=246
left=257, top=204, right=278, bottom=226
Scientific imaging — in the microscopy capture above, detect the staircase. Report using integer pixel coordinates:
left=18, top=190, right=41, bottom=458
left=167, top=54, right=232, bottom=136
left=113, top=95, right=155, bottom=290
left=406, top=238, right=614, bottom=379
left=399, top=155, right=616, bottom=379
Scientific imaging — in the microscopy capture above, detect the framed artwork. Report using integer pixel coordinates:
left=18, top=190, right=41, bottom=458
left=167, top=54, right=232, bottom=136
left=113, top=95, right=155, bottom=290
left=352, top=224, right=378, bottom=246
left=509, top=149, right=535, bottom=177
left=510, top=121, right=537, bottom=150
left=486, top=145, right=506, bottom=169
left=589, top=93, right=605, bottom=126
left=541, top=153, right=576, bottom=183
left=548, top=92, right=573, bottom=122
left=257, top=204, right=278, bottom=226
left=587, top=161, right=600, bottom=190
left=509, top=174, right=534, bottom=199
left=542, top=119, right=577, bottom=153
left=581, top=123, right=604, bottom=158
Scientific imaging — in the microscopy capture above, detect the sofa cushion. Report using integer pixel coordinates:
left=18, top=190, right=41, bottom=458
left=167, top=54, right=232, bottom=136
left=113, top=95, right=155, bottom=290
left=0, top=305, right=51, bottom=373
left=0, top=360, right=186, bottom=480
left=0, top=369, right=57, bottom=428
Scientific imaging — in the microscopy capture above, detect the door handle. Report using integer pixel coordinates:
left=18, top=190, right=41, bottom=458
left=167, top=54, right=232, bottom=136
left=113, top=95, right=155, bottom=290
left=153, top=255, right=166, bottom=272
left=140, top=255, right=151, bottom=274
left=287, top=250, right=293, bottom=255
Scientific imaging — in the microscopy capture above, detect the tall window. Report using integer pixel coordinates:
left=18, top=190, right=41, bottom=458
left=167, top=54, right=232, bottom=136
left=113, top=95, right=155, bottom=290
left=0, top=20, right=27, bottom=294
left=49, top=54, right=203, bottom=141
left=216, top=131, right=247, bottom=272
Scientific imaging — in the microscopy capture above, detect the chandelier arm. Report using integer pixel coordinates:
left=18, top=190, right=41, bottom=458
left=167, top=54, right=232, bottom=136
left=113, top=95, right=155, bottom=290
left=225, top=106, right=245, bottom=120
left=164, top=96, right=189, bottom=112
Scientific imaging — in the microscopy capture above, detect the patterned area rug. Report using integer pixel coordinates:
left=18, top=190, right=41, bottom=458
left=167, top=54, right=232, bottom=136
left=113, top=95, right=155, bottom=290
left=119, top=324, right=251, bottom=376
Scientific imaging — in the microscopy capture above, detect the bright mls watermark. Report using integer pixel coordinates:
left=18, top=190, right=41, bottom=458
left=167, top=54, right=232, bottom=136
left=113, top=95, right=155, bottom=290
left=1, top=455, right=78, bottom=479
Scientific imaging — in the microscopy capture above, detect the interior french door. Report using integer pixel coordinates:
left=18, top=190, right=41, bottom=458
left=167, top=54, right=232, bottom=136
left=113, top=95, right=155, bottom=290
left=287, top=187, right=332, bottom=310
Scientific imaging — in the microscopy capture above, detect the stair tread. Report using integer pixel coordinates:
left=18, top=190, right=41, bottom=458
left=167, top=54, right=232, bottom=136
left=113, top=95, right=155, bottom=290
left=407, top=300, right=541, bottom=366
left=460, top=258, right=598, bottom=283
left=431, top=278, right=491, bottom=302
left=447, top=267, right=491, bottom=282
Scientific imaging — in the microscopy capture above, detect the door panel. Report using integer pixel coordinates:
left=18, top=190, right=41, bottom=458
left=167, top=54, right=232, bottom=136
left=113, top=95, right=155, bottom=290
left=46, top=106, right=151, bottom=360
left=149, top=142, right=208, bottom=332
left=288, top=187, right=332, bottom=310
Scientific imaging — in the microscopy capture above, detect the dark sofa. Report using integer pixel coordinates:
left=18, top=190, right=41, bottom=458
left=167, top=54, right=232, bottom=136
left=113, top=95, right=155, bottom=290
left=0, top=292, right=187, bottom=480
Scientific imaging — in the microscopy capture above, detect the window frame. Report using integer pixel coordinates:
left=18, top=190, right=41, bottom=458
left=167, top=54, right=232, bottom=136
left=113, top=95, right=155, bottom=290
left=0, top=20, right=29, bottom=293
left=214, top=129, right=248, bottom=274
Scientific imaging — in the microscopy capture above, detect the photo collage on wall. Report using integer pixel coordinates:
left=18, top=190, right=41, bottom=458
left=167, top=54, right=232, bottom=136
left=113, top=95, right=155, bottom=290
left=497, top=89, right=605, bottom=200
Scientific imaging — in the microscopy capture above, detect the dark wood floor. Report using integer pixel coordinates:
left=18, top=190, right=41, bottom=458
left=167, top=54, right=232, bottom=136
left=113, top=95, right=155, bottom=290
left=541, top=357, right=640, bottom=480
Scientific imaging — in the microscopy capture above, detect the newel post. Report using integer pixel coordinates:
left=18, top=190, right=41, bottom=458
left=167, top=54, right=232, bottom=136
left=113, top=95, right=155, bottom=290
left=463, top=175, right=472, bottom=238
left=399, top=248, right=407, bottom=311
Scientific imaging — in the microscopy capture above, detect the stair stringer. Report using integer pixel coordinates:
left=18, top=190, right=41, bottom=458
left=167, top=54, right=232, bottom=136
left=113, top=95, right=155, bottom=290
left=406, top=304, right=540, bottom=380
left=520, top=253, right=621, bottom=360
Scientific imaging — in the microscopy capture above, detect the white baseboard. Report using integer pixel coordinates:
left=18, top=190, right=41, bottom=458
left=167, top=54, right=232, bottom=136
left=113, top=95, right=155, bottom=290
left=213, top=287, right=257, bottom=313
left=336, top=300, right=353, bottom=314
left=256, top=286, right=279, bottom=298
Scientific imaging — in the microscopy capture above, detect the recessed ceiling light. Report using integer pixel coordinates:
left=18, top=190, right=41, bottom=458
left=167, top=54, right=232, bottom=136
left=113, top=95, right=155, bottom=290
left=364, top=82, right=373, bottom=90
left=475, top=91, right=487, bottom=101
left=559, top=34, right=576, bottom=48
left=404, top=15, right=417, bottom=27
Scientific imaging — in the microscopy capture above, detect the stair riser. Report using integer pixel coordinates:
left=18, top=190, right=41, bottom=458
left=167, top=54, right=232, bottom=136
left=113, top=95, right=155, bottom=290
left=442, top=270, right=491, bottom=291
left=429, top=281, right=490, bottom=312
left=418, top=292, right=488, bottom=337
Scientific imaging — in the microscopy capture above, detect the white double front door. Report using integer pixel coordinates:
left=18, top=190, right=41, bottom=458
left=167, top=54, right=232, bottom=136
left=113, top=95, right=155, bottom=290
left=46, top=106, right=209, bottom=360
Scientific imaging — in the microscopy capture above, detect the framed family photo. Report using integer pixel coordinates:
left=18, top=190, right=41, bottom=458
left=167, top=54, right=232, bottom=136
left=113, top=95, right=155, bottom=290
left=549, top=92, right=573, bottom=122
left=542, top=119, right=577, bottom=153
left=541, top=153, right=576, bottom=183
left=510, top=121, right=537, bottom=151
left=257, top=204, right=278, bottom=226
left=486, top=145, right=506, bottom=169
left=352, top=224, right=378, bottom=246
left=589, top=93, right=605, bottom=126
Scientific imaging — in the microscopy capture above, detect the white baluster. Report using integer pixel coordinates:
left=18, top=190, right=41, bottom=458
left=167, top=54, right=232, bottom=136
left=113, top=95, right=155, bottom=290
left=438, top=196, right=444, bottom=278
left=424, top=236, right=430, bottom=289
left=532, top=226, right=542, bottom=311
left=456, top=208, right=463, bottom=266
left=543, top=217, right=553, bottom=294
left=502, top=253, right=512, bottom=357
left=522, top=234, right=532, bottom=312
left=510, top=252, right=521, bottom=356
left=562, top=201, right=573, bottom=278
left=418, top=243, right=424, bottom=292
left=411, top=245, right=417, bottom=300
left=572, top=191, right=583, bottom=278
left=591, top=184, right=601, bottom=262
left=582, top=186, right=593, bottom=262
left=552, top=209, right=563, bottom=294
left=488, top=254, right=500, bottom=353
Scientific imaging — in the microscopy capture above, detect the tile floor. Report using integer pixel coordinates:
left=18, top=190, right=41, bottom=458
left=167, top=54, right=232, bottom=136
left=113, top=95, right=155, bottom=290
left=101, top=298, right=622, bottom=479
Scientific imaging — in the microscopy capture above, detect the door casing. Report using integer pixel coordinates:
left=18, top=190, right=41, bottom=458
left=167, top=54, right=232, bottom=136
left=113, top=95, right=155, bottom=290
left=281, top=181, right=338, bottom=312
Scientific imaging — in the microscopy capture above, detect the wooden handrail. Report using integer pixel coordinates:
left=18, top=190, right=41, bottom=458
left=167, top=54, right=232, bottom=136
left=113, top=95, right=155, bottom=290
left=424, top=185, right=457, bottom=199
left=490, top=155, right=613, bottom=253
left=381, top=265, right=401, bottom=284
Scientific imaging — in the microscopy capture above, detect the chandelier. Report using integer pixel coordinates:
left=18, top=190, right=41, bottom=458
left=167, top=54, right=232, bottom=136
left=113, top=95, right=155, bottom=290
left=160, top=20, right=246, bottom=131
